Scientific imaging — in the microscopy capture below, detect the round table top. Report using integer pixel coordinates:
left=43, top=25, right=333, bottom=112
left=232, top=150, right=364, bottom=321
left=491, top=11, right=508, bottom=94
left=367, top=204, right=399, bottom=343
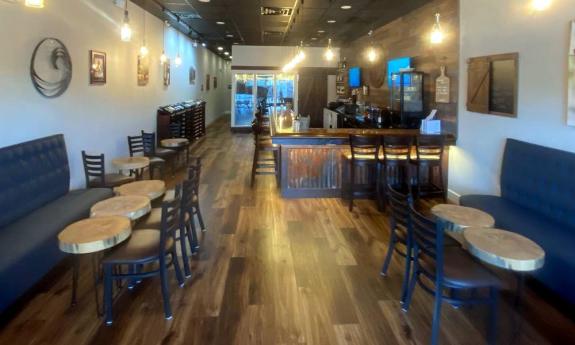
left=114, top=180, right=166, bottom=200
left=431, top=204, right=495, bottom=232
left=161, top=138, right=189, bottom=148
left=463, top=227, right=545, bottom=272
left=112, top=156, right=150, bottom=170
left=90, top=195, right=151, bottom=220
left=58, top=216, right=131, bottom=254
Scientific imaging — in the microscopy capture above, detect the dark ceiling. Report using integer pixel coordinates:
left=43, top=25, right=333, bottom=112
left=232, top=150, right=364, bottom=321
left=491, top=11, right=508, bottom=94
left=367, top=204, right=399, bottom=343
left=134, top=0, right=431, bottom=58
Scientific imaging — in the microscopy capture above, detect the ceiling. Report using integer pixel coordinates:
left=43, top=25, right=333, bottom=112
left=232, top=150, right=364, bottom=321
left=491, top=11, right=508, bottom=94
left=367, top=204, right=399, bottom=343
left=134, top=0, right=431, bottom=58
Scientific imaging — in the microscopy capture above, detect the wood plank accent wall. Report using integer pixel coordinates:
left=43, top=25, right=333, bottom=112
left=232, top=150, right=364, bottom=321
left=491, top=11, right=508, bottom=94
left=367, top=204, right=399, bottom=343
left=341, top=0, right=459, bottom=136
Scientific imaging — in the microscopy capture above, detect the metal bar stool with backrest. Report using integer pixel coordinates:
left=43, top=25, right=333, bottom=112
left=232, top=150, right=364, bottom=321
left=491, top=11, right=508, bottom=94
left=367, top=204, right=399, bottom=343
left=403, top=205, right=500, bottom=345
left=378, top=135, right=413, bottom=207
left=128, top=135, right=165, bottom=180
left=102, top=186, right=185, bottom=325
left=142, top=131, right=177, bottom=176
left=81, top=151, right=134, bottom=188
left=411, top=135, right=445, bottom=200
left=344, top=134, right=381, bottom=212
left=165, top=122, right=190, bottom=166
left=251, top=114, right=280, bottom=188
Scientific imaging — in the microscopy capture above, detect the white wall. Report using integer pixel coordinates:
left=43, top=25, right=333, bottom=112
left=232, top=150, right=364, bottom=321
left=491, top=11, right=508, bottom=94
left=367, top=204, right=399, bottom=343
left=449, top=0, right=575, bottom=200
left=232, top=45, right=340, bottom=68
left=0, top=0, right=231, bottom=189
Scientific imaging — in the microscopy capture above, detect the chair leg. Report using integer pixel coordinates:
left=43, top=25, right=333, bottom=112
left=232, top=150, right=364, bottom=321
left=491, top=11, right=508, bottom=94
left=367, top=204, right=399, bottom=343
left=380, top=222, right=397, bottom=276
left=171, top=251, right=185, bottom=287
left=402, top=259, right=419, bottom=312
left=431, top=288, right=443, bottom=345
left=179, top=227, right=192, bottom=278
left=400, top=241, right=412, bottom=306
left=103, top=264, right=114, bottom=325
left=349, top=165, right=355, bottom=212
left=159, top=258, right=174, bottom=320
left=250, top=146, right=258, bottom=188
left=195, top=205, right=206, bottom=231
left=188, top=221, right=199, bottom=252
left=488, top=287, right=498, bottom=345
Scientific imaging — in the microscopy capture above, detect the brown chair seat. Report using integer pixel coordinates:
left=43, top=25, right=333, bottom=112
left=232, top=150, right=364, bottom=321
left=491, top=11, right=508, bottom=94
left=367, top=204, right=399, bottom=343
left=136, top=207, right=189, bottom=230
left=103, top=229, right=174, bottom=263
left=154, top=148, right=176, bottom=157
left=89, top=173, right=134, bottom=188
left=150, top=156, right=165, bottom=164
left=420, top=247, right=501, bottom=288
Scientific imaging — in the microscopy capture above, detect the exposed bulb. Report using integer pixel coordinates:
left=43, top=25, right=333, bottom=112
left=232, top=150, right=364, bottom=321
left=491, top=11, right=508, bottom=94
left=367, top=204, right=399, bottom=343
left=121, top=22, right=132, bottom=42
left=532, top=0, right=551, bottom=11
left=25, top=0, right=44, bottom=8
left=430, top=13, right=444, bottom=44
left=139, top=45, right=149, bottom=57
left=174, top=54, right=182, bottom=67
left=160, top=51, right=167, bottom=64
left=325, top=48, right=334, bottom=61
left=295, top=51, right=305, bottom=63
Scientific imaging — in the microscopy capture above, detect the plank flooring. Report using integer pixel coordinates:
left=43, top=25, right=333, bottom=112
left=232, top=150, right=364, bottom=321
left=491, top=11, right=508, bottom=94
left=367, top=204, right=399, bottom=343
left=0, top=117, right=573, bottom=345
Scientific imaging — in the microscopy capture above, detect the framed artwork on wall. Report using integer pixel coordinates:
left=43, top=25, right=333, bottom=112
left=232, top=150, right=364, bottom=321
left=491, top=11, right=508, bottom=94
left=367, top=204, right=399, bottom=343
left=89, top=50, right=106, bottom=85
left=206, top=74, right=210, bottom=90
left=568, top=21, right=575, bottom=126
left=163, top=59, right=171, bottom=86
left=137, top=54, right=150, bottom=86
left=189, top=67, right=196, bottom=85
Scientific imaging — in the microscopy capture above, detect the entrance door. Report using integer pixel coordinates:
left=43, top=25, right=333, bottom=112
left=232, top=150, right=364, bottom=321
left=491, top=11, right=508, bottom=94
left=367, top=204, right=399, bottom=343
left=233, top=73, right=255, bottom=127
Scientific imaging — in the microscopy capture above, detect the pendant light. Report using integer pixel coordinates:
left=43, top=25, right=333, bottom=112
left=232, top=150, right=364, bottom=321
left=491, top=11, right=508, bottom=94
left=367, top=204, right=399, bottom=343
left=430, top=13, right=444, bottom=44
left=160, top=21, right=168, bottom=64
left=532, top=0, right=551, bottom=11
left=174, top=31, right=182, bottom=67
left=139, top=3, right=149, bottom=56
left=25, top=0, right=44, bottom=8
left=324, top=38, right=334, bottom=61
left=121, top=0, right=132, bottom=42
left=366, top=30, right=378, bottom=63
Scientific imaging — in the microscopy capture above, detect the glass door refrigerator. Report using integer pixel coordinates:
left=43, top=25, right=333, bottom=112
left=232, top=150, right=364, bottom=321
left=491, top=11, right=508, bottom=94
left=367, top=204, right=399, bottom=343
left=233, top=73, right=255, bottom=127
left=390, top=71, right=424, bottom=128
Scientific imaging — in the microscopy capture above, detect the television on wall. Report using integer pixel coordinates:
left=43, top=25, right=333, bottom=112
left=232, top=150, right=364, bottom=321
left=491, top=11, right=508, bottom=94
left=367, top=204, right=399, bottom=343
left=348, top=67, right=361, bottom=88
left=387, top=57, right=411, bottom=85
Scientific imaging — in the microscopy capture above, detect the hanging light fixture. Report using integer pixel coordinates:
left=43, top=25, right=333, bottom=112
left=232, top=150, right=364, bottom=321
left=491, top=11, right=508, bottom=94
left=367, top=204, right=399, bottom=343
left=430, top=13, right=444, bottom=44
left=324, top=38, right=334, bottom=61
left=120, top=0, right=132, bottom=42
left=25, top=0, right=44, bottom=8
left=365, top=30, right=378, bottom=63
left=174, top=31, right=182, bottom=67
left=295, top=41, right=305, bottom=63
left=160, top=21, right=168, bottom=64
left=532, top=0, right=552, bottom=11
left=139, top=3, right=149, bottom=56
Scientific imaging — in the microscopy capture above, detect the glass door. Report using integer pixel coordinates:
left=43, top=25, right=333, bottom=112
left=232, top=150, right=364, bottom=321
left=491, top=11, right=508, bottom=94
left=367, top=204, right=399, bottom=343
left=274, top=74, right=295, bottom=115
left=233, top=73, right=255, bottom=127
left=256, top=74, right=274, bottom=118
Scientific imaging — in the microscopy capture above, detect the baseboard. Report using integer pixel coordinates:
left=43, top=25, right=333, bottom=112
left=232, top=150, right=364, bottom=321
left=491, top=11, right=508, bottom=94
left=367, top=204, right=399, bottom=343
left=447, top=189, right=461, bottom=204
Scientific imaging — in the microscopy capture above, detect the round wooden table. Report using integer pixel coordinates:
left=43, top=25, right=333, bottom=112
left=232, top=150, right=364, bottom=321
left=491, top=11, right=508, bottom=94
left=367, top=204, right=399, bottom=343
left=463, top=227, right=545, bottom=272
left=58, top=216, right=132, bottom=254
left=90, top=195, right=151, bottom=220
left=161, top=138, right=189, bottom=148
left=114, top=180, right=166, bottom=200
left=112, top=156, right=150, bottom=179
left=432, top=204, right=495, bottom=233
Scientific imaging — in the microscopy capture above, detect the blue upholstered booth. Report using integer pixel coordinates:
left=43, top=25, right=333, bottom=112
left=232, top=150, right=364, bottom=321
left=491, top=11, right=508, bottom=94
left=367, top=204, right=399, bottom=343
left=0, top=135, right=113, bottom=312
left=460, top=139, right=575, bottom=305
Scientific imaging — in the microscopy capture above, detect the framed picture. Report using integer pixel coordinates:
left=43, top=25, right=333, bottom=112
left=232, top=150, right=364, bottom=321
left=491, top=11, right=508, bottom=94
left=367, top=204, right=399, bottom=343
left=137, top=54, right=150, bottom=86
left=189, top=67, right=196, bottom=85
left=568, top=21, right=575, bottom=126
left=89, top=50, right=106, bottom=84
left=213, top=76, right=217, bottom=89
left=163, top=59, right=171, bottom=87
left=206, top=74, right=210, bottom=90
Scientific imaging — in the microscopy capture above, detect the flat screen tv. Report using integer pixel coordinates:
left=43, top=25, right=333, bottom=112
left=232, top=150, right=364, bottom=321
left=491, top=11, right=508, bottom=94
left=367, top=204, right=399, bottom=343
left=348, top=67, right=361, bottom=88
left=387, top=57, right=411, bottom=86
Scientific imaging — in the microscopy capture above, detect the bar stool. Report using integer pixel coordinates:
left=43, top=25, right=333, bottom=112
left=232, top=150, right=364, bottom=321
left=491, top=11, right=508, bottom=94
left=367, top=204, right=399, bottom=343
left=343, top=134, right=380, bottom=212
left=250, top=115, right=280, bottom=188
left=165, top=122, right=190, bottom=166
left=81, top=151, right=134, bottom=188
left=142, top=131, right=177, bottom=176
left=378, top=135, right=413, bottom=207
left=411, top=135, right=445, bottom=200
left=128, top=135, right=165, bottom=180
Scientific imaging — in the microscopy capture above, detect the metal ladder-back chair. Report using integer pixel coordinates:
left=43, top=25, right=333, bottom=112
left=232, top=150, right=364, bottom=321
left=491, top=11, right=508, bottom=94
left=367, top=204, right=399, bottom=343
left=81, top=151, right=134, bottom=188
left=128, top=135, right=165, bottom=180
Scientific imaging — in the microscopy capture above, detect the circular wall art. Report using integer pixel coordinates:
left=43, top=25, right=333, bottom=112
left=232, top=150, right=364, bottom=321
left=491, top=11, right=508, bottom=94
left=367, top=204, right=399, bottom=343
left=30, top=38, right=72, bottom=98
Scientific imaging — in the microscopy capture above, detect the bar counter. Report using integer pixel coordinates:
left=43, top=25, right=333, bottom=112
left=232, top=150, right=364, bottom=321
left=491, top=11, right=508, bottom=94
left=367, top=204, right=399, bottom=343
left=270, top=115, right=455, bottom=198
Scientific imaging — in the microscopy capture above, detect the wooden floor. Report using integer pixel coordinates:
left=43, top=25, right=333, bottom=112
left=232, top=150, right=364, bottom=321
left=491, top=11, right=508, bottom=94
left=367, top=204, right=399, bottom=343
left=1, top=117, right=573, bottom=345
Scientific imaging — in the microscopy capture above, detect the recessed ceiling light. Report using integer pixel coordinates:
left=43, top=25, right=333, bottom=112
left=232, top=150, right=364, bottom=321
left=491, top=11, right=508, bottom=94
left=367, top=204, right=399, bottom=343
left=317, top=30, right=325, bottom=33
left=202, top=42, right=206, bottom=47
left=217, top=46, right=223, bottom=51
left=226, top=34, right=234, bottom=38
left=311, top=37, right=317, bottom=40
left=340, top=5, right=352, bottom=10
left=224, top=52, right=229, bottom=55
left=233, top=42, right=239, bottom=45
left=327, top=19, right=336, bottom=24
left=230, top=56, right=233, bottom=59
left=216, top=21, right=225, bottom=25
left=198, top=0, right=210, bottom=2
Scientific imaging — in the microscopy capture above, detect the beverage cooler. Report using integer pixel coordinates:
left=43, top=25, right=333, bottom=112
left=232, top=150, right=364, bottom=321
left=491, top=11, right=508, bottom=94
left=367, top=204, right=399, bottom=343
left=231, top=72, right=297, bottom=129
